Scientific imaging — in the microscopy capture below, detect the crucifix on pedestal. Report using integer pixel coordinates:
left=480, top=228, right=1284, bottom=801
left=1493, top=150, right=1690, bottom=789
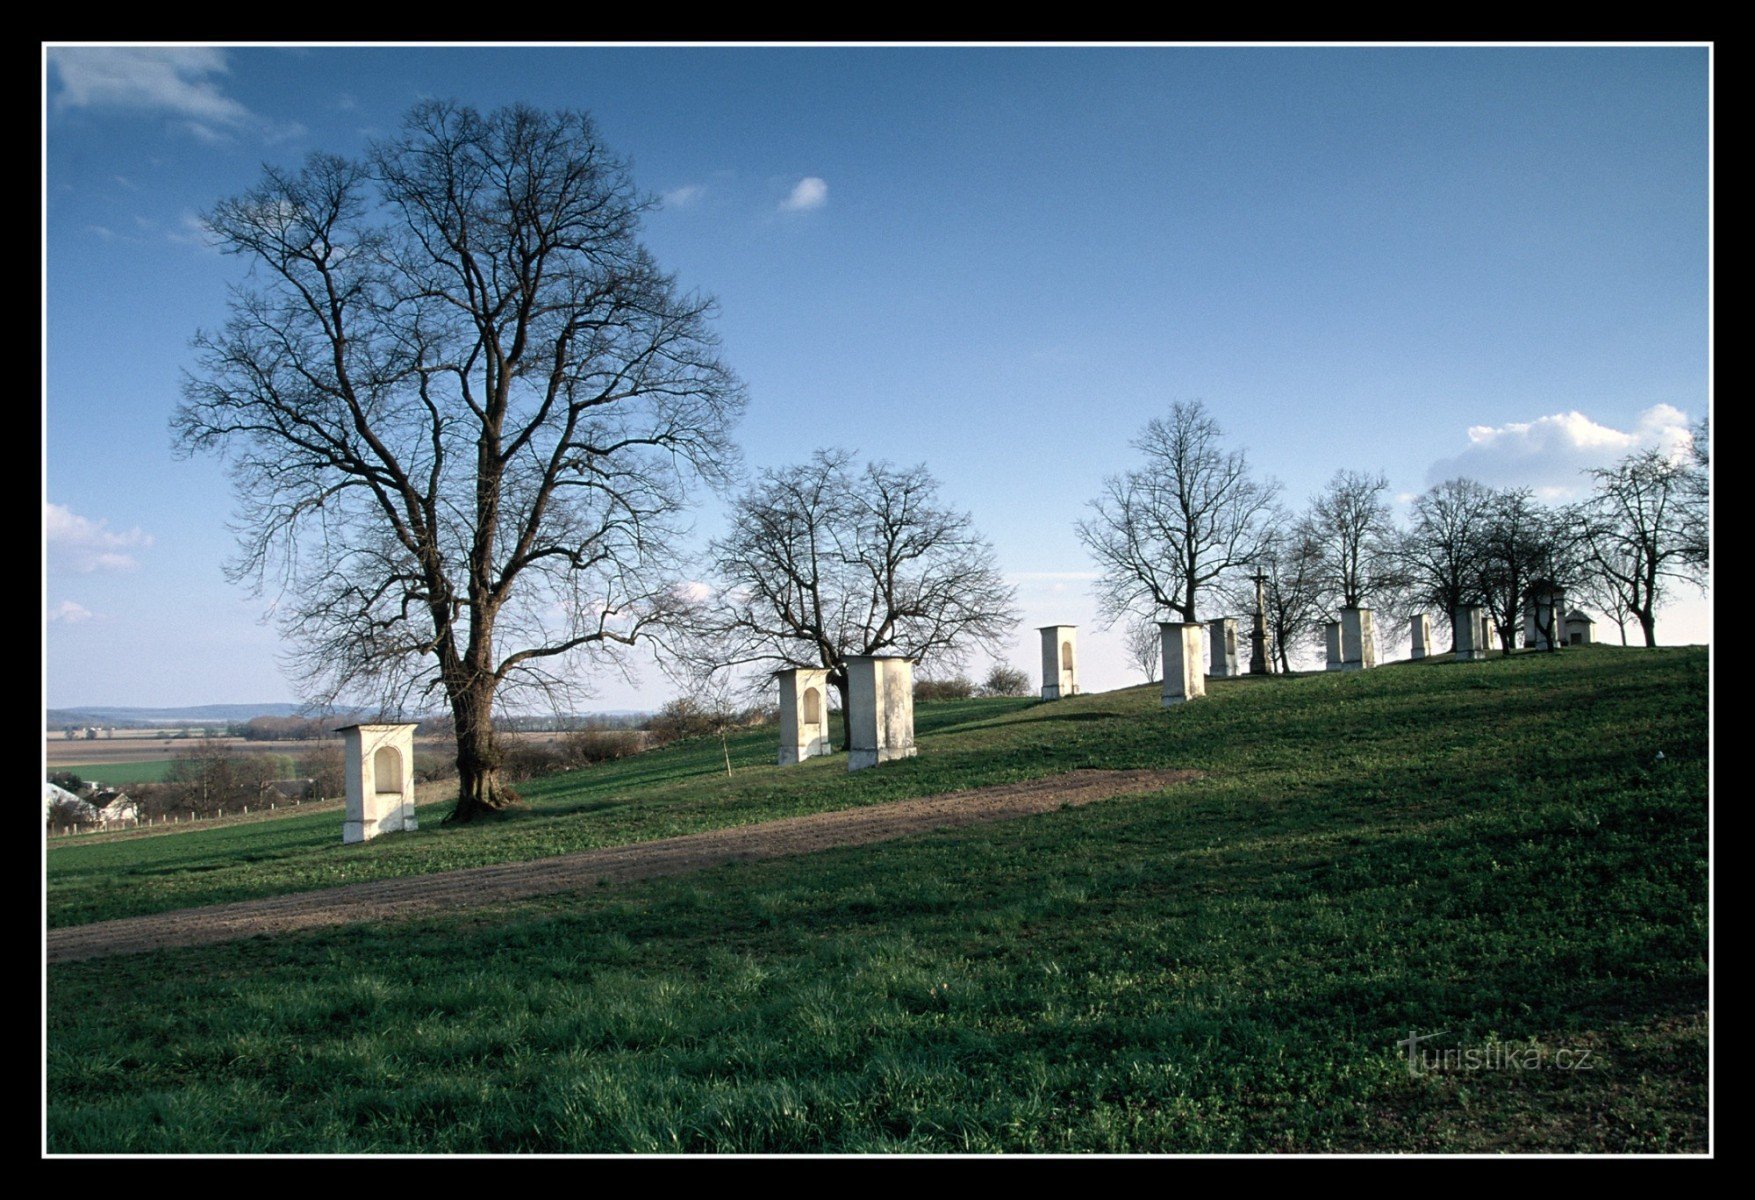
left=1249, top=569, right=1271, bottom=675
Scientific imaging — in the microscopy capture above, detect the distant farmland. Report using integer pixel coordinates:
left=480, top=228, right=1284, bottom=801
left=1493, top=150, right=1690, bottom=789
left=46, top=732, right=560, bottom=776
left=44, top=736, right=315, bottom=769
left=56, top=759, right=180, bottom=785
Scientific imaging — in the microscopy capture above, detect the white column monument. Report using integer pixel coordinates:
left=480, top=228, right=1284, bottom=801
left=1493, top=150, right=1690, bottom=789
left=1480, top=609, right=1497, bottom=655
left=1038, top=625, right=1079, bottom=700
left=1454, top=605, right=1487, bottom=661
left=845, top=654, right=917, bottom=771
left=1159, top=622, right=1206, bottom=707
left=1524, top=585, right=1565, bottom=650
left=339, top=723, right=418, bottom=844
left=1339, top=607, right=1376, bottom=671
left=1208, top=617, right=1239, bottom=678
left=776, top=667, right=833, bottom=764
left=1324, top=620, right=1344, bottom=671
left=1410, top=613, right=1432, bottom=660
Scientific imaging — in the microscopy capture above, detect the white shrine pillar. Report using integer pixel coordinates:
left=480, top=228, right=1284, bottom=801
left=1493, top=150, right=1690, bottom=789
left=1480, top=608, right=1497, bottom=655
left=1038, top=625, right=1079, bottom=700
left=1454, top=605, right=1487, bottom=661
left=845, top=655, right=917, bottom=771
left=339, top=723, right=418, bottom=844
left=1339, top=607, right=1376, bottom=671
left=1524, top=586, right=1565, bottom=650
left=1324, top=620, right=1344, bottom=671
left=1208, top=617, right=1239, bottom=678
left=776, top=667, right=833, bottom=764
left=1410, top=613, right=1432, bottom=660
left=1159, top=622, right=1207, bottom=707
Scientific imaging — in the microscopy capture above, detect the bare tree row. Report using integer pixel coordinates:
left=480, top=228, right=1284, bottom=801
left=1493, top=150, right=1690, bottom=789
left=1081, top=401, right=1708, bottom=672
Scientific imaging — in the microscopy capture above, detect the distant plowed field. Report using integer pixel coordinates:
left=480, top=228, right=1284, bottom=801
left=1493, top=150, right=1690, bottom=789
left=46, top=734, right=499, bottom=768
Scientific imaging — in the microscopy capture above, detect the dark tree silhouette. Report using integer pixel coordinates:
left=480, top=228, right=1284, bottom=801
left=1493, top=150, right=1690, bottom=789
left=1579, top=448, right=1706, bottom=648
left=174, top=101, right=745, bottom=821
left=1078, top=400, right=1279, bottom=627
left=702, top=449, right=1018, bottom=745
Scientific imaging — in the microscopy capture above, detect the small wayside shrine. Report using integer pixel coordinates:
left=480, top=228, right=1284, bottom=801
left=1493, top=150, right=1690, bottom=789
left=1158, top=622, right=1206, bottom=707
left=1039, top=625, right=1079, bottom=699
left=1454, top=604, right=1488, bottom=661
left=776, top=666, right=834, bottom=764
left=1208, top=617, right=1239, bottom=678
left=845, top=654, right=917, bottom=771
left=338, top=723, right=419, bottom=844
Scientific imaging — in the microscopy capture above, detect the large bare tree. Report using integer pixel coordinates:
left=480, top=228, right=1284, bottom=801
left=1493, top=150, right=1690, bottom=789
left=1471, top=488, right=1563, bottom=655
left=1077, top=400, right=1279, bottom=627
left=1220, top=513, right=1326, bottom=674
left=1307, top=468, right=1404, bottom=614
left=1401, top=477, right=1495, bottom=651
left=174, top=102, right=746, bottom=821
left=702, top=449, right=1018, bottom=740
left=1579, top=448, right=1706, bottom=648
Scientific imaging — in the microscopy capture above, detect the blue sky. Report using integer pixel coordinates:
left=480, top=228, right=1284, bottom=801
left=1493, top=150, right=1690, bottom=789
left=43, top=44, right=1710, bottom=711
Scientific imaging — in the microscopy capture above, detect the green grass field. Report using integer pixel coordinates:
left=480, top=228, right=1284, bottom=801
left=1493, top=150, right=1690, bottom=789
left=51, top=759, right=180, bottom=786
left=45, top=647, right=1708, bottom=1153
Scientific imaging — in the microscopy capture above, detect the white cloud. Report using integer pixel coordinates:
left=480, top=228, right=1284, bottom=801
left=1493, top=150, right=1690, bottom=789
left=47, top=600, right=94, bottom=624
left=662, top=184, right=705, bottom=209
left=47, top=48, right=302, bottom=145
left=779, top=176, right=828, bottom=213
left=1424, top=404, right=1695, bottom=501
left=44, top=503, right=153, bottom=573
left=165, top=212, right=218, bottom=251
left=50, top=47, right=250, bottom=122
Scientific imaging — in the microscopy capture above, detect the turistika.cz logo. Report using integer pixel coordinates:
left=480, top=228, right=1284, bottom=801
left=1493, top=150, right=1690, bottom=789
left=1396, top=1029, right=1597, bottom=1076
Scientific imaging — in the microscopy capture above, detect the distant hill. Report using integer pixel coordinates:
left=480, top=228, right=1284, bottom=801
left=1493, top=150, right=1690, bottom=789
left=47, top=704, right=652, bottom=730
left=49, top=704, right=342, bottom=728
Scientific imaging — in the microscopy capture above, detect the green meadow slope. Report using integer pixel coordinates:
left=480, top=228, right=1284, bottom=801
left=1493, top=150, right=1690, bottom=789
left=46, top=647, right=1708, bottom=1152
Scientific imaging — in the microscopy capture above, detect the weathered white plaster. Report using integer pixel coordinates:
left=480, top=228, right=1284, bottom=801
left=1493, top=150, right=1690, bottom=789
left=776, top=667, right=833, bottom=764
left=1039, top=625, right=1079, bottom=700
left=1208, top=617, right=1239, bottom=678
left=845, top=655, right=917, bottom=771
left=1339, top=607, right=1376, bottom=671
left=1159, top=622, right=1207, bottom=706
left=1410, top=613, right=1432, bottom=660
left=1454, top=605, right=1488, bottom=661
left=340, top=723, right=418, bottom=844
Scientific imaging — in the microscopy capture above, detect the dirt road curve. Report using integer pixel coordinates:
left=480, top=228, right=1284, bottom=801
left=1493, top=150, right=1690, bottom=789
left=47, top=769, right=1196, bottom=964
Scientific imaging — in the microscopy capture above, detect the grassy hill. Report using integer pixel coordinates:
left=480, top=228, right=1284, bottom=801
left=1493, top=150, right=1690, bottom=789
left=45, top=647, right=1708, bottom=1153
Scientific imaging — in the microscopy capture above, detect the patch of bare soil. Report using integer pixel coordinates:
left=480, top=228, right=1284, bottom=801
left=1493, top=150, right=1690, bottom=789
left=46, top=768, right=1197, bottom=963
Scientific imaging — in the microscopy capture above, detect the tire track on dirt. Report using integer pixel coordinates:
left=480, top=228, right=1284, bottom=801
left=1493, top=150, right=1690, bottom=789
left=47, top=768, right=1196, bottom=963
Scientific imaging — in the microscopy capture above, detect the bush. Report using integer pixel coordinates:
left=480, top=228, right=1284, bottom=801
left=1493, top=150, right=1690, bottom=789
left=647, top=698, right=718, bottom=745
left=980, top=664, right=1032, bottom=697
left=498, top=738, right=568, bottom=783
left=913, top=675, right=975, bottom=702
left=559, top=728, right=646, bottom=766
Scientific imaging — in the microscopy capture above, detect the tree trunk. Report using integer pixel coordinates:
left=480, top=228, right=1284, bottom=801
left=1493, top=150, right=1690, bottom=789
left=1638, top=610, right=1658, bottom=648
left=833, top=670, right=853, bottom=751
left=446, top=679, right=515, bottom=823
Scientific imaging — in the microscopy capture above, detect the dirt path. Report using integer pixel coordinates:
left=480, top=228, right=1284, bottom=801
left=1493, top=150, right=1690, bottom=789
left=46, top=769, right=1195, bottom=964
